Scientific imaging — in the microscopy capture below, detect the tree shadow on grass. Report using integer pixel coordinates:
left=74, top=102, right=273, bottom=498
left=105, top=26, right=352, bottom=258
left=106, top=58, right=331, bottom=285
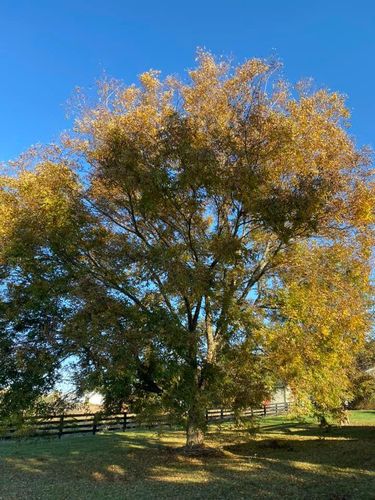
left=253, top=421, right=375, bottom=440
left=1, top=426, right=374, bottom=499
left=224, top=432, right=375, bottom=468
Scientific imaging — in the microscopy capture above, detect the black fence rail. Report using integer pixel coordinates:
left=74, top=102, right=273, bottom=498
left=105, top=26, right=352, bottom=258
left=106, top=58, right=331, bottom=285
left=1, top=401, right=291, bottom=440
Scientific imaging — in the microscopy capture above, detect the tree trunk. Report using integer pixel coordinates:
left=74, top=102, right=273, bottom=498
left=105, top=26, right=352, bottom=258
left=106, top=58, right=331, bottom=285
left=184, top=365, right=207, bottom=448
left=184, top=324, right=208, bottom=448
left=186, top=421, right=205, bottom=447
left=186, top=401, right=206, bottom=448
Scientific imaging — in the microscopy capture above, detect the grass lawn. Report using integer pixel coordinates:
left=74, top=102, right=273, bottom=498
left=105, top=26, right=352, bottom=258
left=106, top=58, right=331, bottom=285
left=0, top=410, right=374, bottom=499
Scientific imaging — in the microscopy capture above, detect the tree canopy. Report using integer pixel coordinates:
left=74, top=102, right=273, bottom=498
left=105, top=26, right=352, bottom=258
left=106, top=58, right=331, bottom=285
left=1, top=52, right=373, bottom=446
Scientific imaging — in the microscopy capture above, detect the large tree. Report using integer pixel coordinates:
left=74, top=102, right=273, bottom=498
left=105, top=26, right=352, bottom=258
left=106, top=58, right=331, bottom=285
left=1, top=52, right=373, bottom=446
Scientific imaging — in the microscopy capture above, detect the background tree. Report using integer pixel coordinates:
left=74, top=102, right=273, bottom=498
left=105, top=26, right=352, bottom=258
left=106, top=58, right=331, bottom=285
left=350, top=337, right=375, bottom=409
left=264, top=242, right=372, bottom=422
left=0, top=161, right=79, bottom=417
left=1, top=52, right=373, bottom=447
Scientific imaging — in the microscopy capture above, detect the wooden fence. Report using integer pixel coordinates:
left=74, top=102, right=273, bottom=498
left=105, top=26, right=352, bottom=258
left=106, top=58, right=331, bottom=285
left=1, top=401, right=291, bottom=440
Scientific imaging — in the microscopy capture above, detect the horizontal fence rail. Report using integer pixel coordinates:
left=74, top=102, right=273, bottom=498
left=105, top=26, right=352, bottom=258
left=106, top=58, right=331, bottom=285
left=0, top=401, right=291, bottom=440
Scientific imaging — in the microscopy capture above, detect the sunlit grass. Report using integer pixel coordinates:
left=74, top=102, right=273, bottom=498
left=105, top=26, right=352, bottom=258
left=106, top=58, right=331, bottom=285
left=0, top=410, right=374, bottom=499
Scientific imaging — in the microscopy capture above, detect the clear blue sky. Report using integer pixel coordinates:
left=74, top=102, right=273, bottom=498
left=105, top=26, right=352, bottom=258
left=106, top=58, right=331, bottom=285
left=0, top=0, right=374, bottom=162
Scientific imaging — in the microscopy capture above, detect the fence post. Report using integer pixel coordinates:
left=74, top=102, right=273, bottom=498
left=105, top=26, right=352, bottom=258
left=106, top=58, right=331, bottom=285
left=221, top=408, right=224, bottom=420
left=122, top=412, right=127, bottom=432
left=263, top=404, right=267, bottom=416
left=206, top=409, right=209, bottom=423
left=93, top=414, right=98, bottom=435
left=275, top=403, right=278, bottom=415
left=58, top=415, right=64, bottom=439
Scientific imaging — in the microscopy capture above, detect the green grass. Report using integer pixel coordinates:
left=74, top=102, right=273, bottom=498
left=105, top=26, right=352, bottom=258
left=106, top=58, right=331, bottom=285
left=0, top=410, right=374, bottom=499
